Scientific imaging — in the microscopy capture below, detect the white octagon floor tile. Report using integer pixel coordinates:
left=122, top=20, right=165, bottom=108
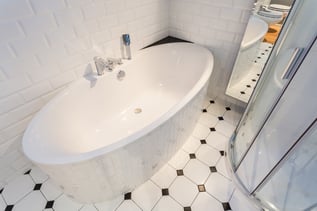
left=94, top=195, right=123, bottom=211
left=192, top=123, right=210, bottom=139
left=196, top=144, right=221, bottom=166
left=183, top=159, right=210, bottom=185
left=168, top=150, right=189, bottom=169
left=169, top=176, right=198, bottom=207
left=198, top=113, right=218, bottom=128
left=41, top=179, right=63, bottom=201
left=54, top=194, right=83, bottom=211
left=216, top=157, right=231, bottom=179
left=116, top=200, right=142, bottom=211
left=29, top=166, right=49, bottom=183
left=207, top=102, right=226, bottom=116
left=215, top=121, right=236, bottom=137
left=206, top=132, right=230, bottom=151
left=152, top=196, right=183, bottom=211
left=191, top=192, right=224, bottom=211
left=2, top=175, right=34, bottom=204
left=182, top=136, right=201, bottom=153
left=79, top=204, right=98, bottom=211
left=0, top=196, right=6, bottom=210
left=151, top=164, right=177, bottom=188
left=223, top=110, right=242, bottom=125
left=132, top=180, right=161, bottom=211
left=205, top=173, right=235, bottom=202
left=202, top=98, right=211, bottom=109
left=13, top=191, right=46, bottom=211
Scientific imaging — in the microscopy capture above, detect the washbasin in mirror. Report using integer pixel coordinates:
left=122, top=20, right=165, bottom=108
left=225, top=0, right=294, bottom=103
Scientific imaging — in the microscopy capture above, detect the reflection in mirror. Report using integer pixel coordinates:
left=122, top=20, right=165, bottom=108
left=226, top=0, right=293, bottom=103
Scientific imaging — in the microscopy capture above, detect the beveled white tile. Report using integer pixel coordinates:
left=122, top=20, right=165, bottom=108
left=94, top=195, right=122, bottom=211
left=182, top=136, right=201, bottom=153
left=196, top=145, right=221, bottom=166
left=132, top=180, right=161, bottom=211
left=215, top=121, right=236, bottom=137
left=198, top=113, right=218, bottom=127
left=80, top=204, right=98, bottom=211
left=2, top=175, right=34, bottom=204
left=169, top=176, right=198, bottom=206
left=41, top=179, right=63, bottom=201
left=205, top=173, right=235, bottom=202
left=183, top=159, right=210, bottom=185
left=191, top=192, right=224, bottom=211
left=53, top=194, right=83, bottom=211
left=206, top=131, right=230, bottom=151
left=216, top=157, right=231, bottom=179
left=116, top=200, right=142, bottom=211
left=151, top=164, right=177, bottom=188
left=168, top=150, right=189, bottom=169
left=152, top=196, right=183, bottom=211
left=29, top=166, right=49, bottom=183
left=14, top=191, right=46, bottom=211
left=192, top=123, right=210, bottom=139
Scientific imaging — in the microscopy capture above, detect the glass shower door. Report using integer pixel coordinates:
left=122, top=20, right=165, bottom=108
left=232, top=0, right=317, bottom=169
left=254, top=120, right=317, bottom=210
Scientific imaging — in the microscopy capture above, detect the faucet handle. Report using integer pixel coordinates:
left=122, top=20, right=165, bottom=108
left=107, top=58, right=122, bottom=65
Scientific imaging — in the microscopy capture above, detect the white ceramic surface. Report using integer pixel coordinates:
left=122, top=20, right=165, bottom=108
left=227, top=15, right=268, bottom=88
left=22, top=43, right=214, bottom=203
left=240, top=15, right=268, bottom=50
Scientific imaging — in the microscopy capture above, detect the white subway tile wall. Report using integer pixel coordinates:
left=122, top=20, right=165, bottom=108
left=169, top=0, right=254, bottom=101
left=0, top=0, right=253, bottom=187
left=0, top=0, right=169, bottom=185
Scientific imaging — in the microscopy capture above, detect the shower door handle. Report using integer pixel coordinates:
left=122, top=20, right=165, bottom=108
left=281, top=47, right=303, bottom=80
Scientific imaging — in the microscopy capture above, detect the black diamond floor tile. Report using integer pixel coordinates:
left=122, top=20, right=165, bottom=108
left=24, top=169, right=31, bottom=175
left=200, top=139, right=207, bottom=144
left=222, top=202, right=231, bottom=210
left=189, top=153, right=196, bottom=159
left=184, top=207, right=191, bottom=211
left=210, top=127, right=216, bottom=132
left=45, top=200, right=54, bottom=209
left=33, top=183, right=42, bottom=191
left=5, top=205, right=14, bottom=211
left=210, top=166, right=217, bottom=172
left=198, top=184, right=206, bottom=192
left=220, top=151, right=225, bottom=156
left=124, top=192, right=132, bottom=200
left=162, top=188, right=169, bottom=196
left=176, top=169, right=184, bottom=176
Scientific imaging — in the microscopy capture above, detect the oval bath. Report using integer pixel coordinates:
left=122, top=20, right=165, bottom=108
left=22, top=43, right=214, bottom=203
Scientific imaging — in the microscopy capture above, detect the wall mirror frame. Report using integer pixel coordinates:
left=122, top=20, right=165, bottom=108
left=225, top=0, right=294, bottom=103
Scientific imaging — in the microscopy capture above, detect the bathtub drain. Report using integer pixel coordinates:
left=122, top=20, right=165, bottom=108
left=134, top=108, right=142, bottom=114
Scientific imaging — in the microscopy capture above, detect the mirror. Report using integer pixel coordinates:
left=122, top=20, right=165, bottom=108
left=225, top=0, right=294, bottom=103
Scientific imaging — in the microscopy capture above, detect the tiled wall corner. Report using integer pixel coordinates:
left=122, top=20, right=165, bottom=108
left=168, top=0, right=254, bottom=105
left=0, top=0, right=169, bottom=186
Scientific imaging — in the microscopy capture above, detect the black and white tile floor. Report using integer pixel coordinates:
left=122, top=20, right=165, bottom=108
left=0, top=98, right=258, bottom=211
left=228, top=42, right=273, bottom=103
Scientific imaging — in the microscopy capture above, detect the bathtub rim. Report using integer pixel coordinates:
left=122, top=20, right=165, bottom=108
left=22, top=43, right=214, bottom=165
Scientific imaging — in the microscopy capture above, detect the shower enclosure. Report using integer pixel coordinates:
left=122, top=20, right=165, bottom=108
left=228, top=0, right=317, bottom=210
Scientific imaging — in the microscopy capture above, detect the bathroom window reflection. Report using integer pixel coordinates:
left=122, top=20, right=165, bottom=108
left=225, top=0, right=293, bottom=103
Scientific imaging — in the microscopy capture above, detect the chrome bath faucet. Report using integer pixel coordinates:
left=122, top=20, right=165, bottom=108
left=93, top=57, right=122, bottom=76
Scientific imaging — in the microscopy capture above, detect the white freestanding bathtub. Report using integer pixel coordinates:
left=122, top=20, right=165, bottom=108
left=22, top=43, right=214, bottom=203
left=229, top=15, right=268, bottom=86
